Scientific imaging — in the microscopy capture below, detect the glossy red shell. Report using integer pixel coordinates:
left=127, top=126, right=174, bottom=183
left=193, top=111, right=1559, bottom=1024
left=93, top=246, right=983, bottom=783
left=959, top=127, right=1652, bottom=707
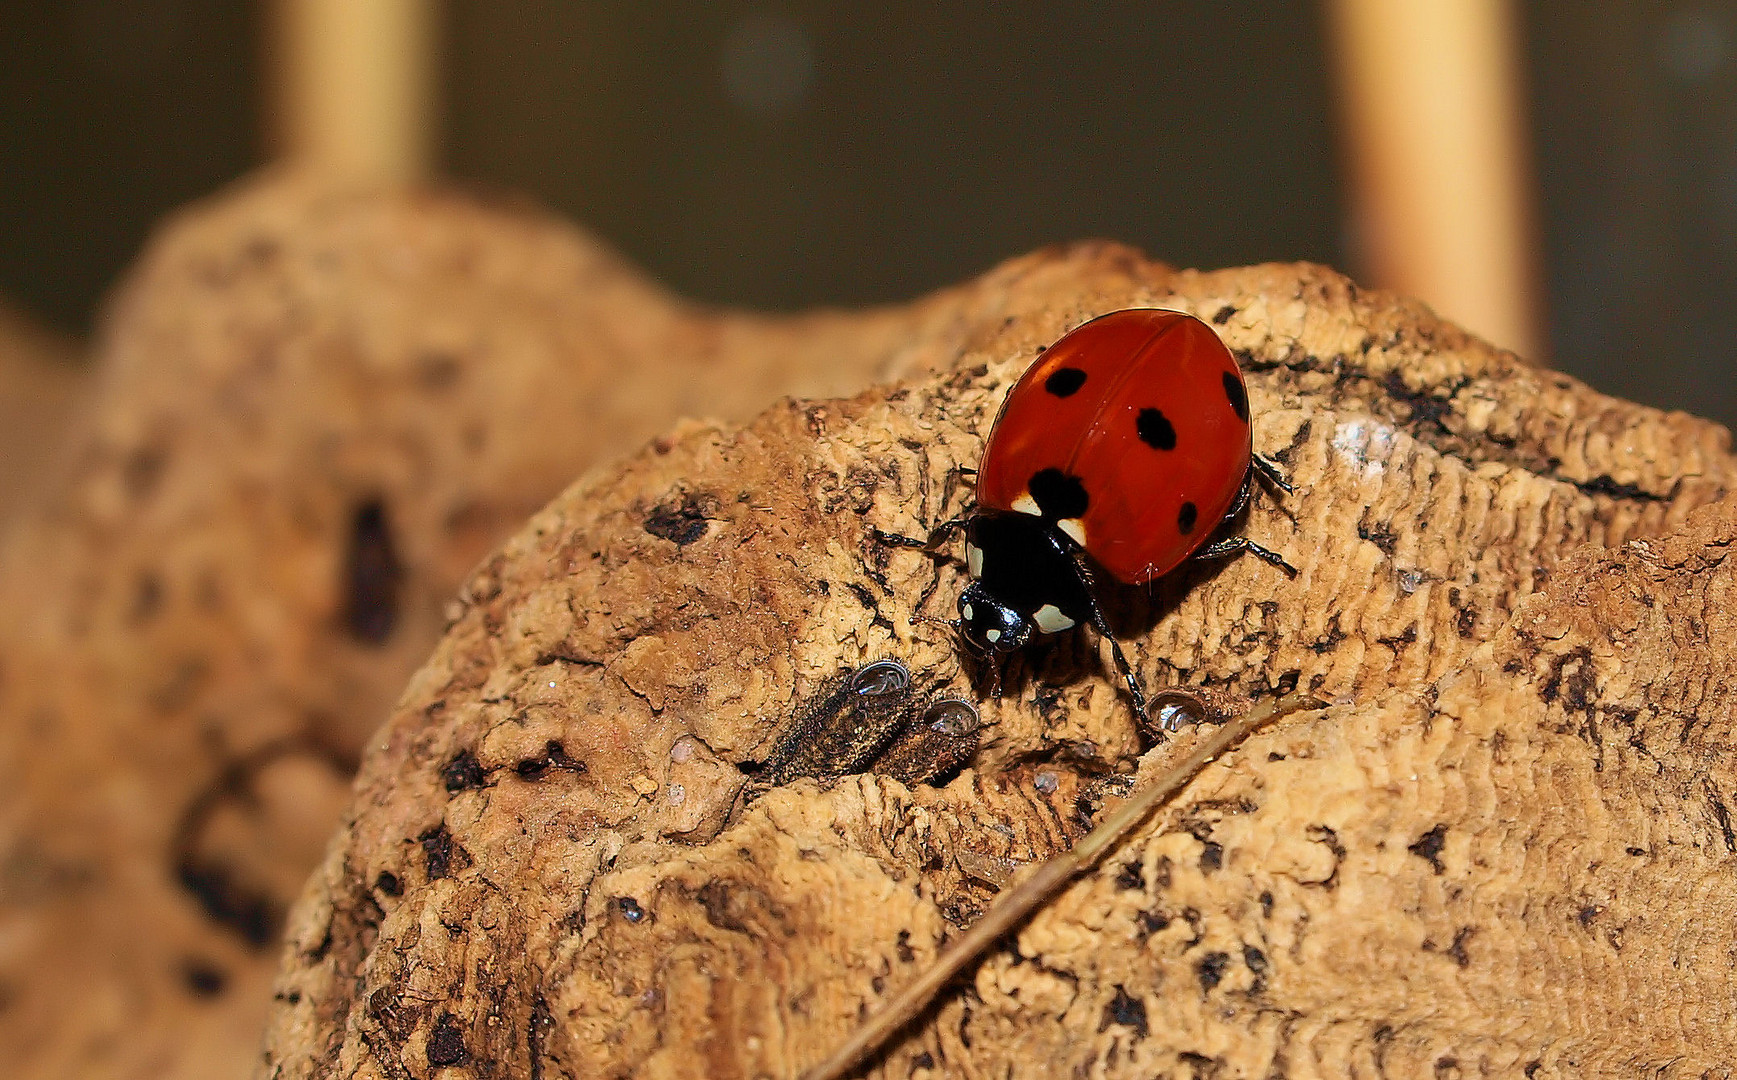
left=974, top=309, right=1253, bottom=584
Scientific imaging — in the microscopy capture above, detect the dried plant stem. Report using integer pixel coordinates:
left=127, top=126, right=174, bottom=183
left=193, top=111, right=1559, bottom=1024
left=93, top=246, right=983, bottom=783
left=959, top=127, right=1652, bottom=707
left=801, top=692, right=1321, bottom=1080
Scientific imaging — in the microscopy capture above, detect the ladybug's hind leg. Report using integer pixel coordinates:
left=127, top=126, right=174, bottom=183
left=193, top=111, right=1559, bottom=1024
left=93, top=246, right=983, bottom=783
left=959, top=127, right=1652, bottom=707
left=1192, top=535, right=1298, bottom=577
left=1250, top=452, right=1292, bottom=496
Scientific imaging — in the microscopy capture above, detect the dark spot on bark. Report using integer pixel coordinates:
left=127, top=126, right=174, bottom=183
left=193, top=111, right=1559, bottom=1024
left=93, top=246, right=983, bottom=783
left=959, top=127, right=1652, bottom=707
left=427, top=1013, right=468, bottom=1067
left=175, top=861, right=279, bottom=947
left=442, top=750, right=485, bottom=794
left=644, top=495, right=710, bottom=546
left=1178, top=501, right=1198, bottom=534
left=1358, top=519, right=1397, bottom=555
left=1028, top=468, right=1089, bottom=520
left=343, top=499, right=401, bottom=645
left=1198, top=841, right=1223, bottom=872
left=1259, top=891, right=1274, bottom=916
left=1243, top=944, right=1268, bottom=973
left=1212, top=305, right=1236, bottom=325
left=1525, top=1063, right=1543, bottom=1077
left=528, top=995, right=555, bottom=1080
left=132, top=572, right=163, bottom=623
left=1448, top=926, right=1475, bottom=966
left=1707, top=781, right=1737, bottom=854
left=1100, top=986, right=1148, bottom=1038
left=616, top=897, right=647, bottom=923
left=1457, top=605, right=1477, bottom=637
left=1116, top=860, right=1145, bottom=891
left=1223, top=371, right=1249, bottom=422
left=1574, top=474, right=1667, bottom=502
left=1197, top=951, right=1230, bottom=991
left=1435, top=1057, right=1460, bottom=1078
left=1310, top=614, right=1348, bottom=654
left=416, top=352, right=462, bottom=390
left=419, top=824, right=469, bottom=881
left=1540, top=647, right=1598, bottom=716
left=1383, top=370, right=1456, bottom=432
left=896, top=930, right=914, bottom=963
left=123, top=446, right=166, bottom=498
left=1045, top=367, right=1087, bottom=397
left=516, top=741, right=587, bottom=782
left=374, top=871, right=402, bottom=897
left=1409, top=824, right=1448, bottom=874
left=912, top=1051, right=935, bottom=1069
left=1136, top=408, right=1177, bottom=450
left=182, top=959, right=227, bottom=998
left=1577, top=904, right=1599, bottom=927
left=1627, top=846, right=1647, bottom=856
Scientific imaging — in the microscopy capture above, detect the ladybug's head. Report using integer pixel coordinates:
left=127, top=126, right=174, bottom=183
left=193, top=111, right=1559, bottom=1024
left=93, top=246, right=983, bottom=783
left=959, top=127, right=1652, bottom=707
left=957, top=580, right=1031, bottom=655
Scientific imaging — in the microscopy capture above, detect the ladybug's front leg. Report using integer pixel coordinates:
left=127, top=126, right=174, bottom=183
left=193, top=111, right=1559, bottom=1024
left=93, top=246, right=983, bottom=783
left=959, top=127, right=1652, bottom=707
left=1065, top=556, right=1150, bottom=728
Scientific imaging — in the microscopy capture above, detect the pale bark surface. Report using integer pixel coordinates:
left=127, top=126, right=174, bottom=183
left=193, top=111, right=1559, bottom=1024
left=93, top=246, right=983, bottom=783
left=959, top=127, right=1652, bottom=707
left=231, top=251, right=1736, bottom=1077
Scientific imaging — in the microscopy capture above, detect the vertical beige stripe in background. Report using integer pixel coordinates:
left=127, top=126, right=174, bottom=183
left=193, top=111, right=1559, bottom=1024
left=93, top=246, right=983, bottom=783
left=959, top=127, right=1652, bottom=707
left=1327, top=0, right=1543, bottom=361
left=269, top=0, right=437, bottom=182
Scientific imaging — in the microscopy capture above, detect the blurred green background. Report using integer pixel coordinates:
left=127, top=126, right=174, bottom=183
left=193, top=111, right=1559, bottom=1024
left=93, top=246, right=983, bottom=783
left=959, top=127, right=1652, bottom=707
left=2, top=2, right=1734, bottom=426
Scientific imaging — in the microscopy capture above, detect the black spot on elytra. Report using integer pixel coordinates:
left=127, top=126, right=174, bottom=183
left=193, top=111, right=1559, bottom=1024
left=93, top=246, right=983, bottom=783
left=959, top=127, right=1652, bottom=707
left=1044, top=367, right=1087, bottom=397
left=1028, top=468, right=1089, bottom=520
left=1100, top=986, right=1149, bottom=1038
left=343, top=499, right=401, bottom=645
left=1136, top=407, right=1177, bottom=450
left=643, top=495, right=709, bottom=546
left=1409, top=824, right=1448, bottom=874
left=427, top=1013, right=469, bottom=1067
left=442, top=750, right=485, bottom=794
left=1223, top=370, right=1249, bottom=422
left=183, top=959, right=228, bottom=998
left=1177, top=501, right=1199, bottom=534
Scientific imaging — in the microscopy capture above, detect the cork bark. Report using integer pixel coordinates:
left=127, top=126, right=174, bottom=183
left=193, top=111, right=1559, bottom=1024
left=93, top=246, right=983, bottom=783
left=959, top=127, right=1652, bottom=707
left=240, top=254, right=1737, bottom=1078
left=0, top=175, right=1168, bottom=1079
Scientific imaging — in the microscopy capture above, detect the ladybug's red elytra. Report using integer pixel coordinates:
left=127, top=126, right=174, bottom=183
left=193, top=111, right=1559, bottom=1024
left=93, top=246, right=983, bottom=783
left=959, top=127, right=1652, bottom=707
left=951, top=308, right=1293, bottom=724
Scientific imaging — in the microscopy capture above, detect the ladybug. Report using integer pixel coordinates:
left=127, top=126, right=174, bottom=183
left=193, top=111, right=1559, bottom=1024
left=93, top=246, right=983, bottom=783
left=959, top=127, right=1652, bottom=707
left=948, top=309, right=1292, bottom=724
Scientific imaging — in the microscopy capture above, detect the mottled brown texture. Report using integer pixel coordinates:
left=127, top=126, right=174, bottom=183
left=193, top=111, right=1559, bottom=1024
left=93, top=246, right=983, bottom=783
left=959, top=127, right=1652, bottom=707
left=0, top=175, right=1182, bottom=1079
left=254, top=259, right=1737, bottom=1078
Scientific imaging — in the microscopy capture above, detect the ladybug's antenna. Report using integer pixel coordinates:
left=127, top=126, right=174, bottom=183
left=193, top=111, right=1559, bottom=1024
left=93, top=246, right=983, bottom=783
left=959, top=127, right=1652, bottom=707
left=799, top=692, right=1324, bottom=1080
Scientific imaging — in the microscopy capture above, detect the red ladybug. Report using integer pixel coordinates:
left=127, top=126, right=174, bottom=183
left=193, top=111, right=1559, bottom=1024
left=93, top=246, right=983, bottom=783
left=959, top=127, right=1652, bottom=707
left=953, top=309, right=1292, bottom=723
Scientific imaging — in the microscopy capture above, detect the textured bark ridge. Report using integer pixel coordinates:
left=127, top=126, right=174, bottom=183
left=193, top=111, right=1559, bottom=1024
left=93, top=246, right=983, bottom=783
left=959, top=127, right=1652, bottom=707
left=0, top=176, right=1173, bottom=1079
left=254, top=259, right=1737, bottom=1077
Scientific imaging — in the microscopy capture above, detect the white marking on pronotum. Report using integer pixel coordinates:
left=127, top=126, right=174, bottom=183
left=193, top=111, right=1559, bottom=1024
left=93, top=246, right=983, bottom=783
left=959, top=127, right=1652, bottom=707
left=962, top=603, right=976, bottom=622
left=966, top=543, right=984, bottom=578
left=1057, top=518, right=1087, bottom=546
left=1012, top=493, right=1041, bottom=516
left=1031, top=604, right=1075, bottom=633
left=985, top=628, right=1002, bottom=643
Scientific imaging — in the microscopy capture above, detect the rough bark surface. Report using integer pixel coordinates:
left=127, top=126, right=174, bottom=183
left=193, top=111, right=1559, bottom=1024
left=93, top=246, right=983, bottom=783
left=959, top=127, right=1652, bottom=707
left=0, top=174, right=1154, bottom=1079
left=249, top=259, right=1737, bottom=1078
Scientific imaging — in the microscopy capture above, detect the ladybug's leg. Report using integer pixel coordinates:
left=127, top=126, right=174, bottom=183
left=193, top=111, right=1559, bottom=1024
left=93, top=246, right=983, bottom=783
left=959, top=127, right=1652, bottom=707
left=1250, top=453, right=1293, bottom=496
left=871, top=515, right=969, bottom=553
left=1191, top=535, right=1298, bottom=577
left=1066, top=558, right=1150, bottom=727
